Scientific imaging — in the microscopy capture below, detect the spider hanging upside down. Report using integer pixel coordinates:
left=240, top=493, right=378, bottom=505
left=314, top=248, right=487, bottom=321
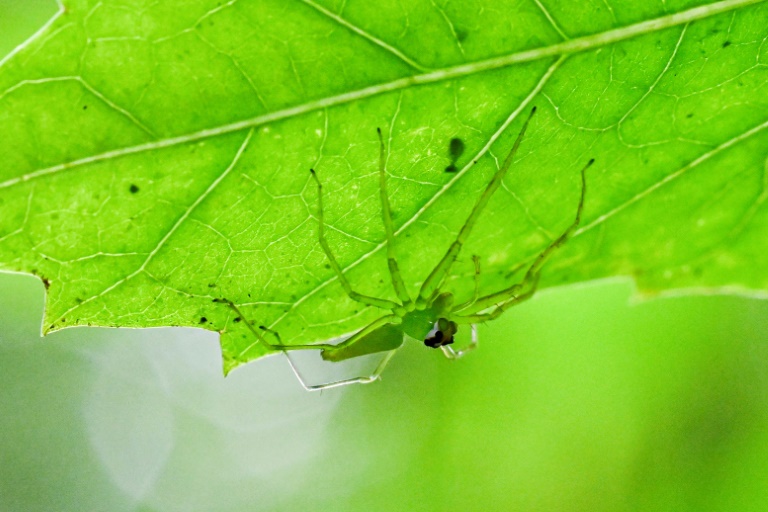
left=223, top=106, right=593, bottom=390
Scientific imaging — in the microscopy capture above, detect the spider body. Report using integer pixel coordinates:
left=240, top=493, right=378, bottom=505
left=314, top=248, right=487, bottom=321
left=319, top=291, right=455, bottom=361
left=400, top=292, right=454, bottom=341
left=225, top=106, right=593, bottom=390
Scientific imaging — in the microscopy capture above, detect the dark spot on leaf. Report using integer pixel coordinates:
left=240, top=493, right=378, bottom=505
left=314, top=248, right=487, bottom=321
left=129, top=184, right=140, bottom=194
left=61, top=318, right=66, bottom=323
left=449, top=138, right=465, bottom=159
left=42, top=278, right=50, bottom=289
left=722, top=40, right=731, bottom=48
left=686, top=113, right=694, bottom=118
left=75, top=297, right=83, bottom=304
left=446, top=137, right=465, bottom=172
left=83, top=105, right=88, bottom=110
left=324, top=264, right=331, bottom=269
left=234, top=317, right=241, bottom=323
left=455, top=28, right=468, bottom=42
left=200, top=317, right=208, bottom=324
left=208, top=283, right=216, bottom=288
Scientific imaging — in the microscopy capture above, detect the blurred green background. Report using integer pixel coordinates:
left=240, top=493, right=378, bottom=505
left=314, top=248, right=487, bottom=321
left=2, top=2, right=768, bottom=511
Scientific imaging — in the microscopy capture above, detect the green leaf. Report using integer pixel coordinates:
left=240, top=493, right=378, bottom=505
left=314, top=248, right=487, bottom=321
left=1, top=0, right=766, bottom=373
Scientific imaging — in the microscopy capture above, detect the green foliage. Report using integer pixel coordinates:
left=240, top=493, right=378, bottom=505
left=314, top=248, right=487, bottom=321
left=0, top=0, right=766, bottom=372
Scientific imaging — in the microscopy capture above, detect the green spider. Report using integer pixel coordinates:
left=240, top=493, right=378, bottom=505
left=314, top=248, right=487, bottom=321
left=224, top=106, right=593, bottom=390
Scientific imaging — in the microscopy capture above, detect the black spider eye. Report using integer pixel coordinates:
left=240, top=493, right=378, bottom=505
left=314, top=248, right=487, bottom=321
left=424, top=319, right=457, bottom=348
left=424, top=330, right=444, bottom=348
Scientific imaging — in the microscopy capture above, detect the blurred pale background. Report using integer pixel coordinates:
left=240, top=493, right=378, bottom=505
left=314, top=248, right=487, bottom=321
left=2, top=2, right=768, bottom=511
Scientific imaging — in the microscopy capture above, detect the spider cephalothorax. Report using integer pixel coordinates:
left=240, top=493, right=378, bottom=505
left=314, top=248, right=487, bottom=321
left=223, top=106, right=593, bottom=390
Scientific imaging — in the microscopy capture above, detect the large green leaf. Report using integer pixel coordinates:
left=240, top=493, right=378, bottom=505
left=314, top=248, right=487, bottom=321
left=0, top=0, right=766, bottom=373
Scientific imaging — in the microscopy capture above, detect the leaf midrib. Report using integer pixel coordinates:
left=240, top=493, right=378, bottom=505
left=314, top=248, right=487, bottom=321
left=2, top=0, right=761, bottom=192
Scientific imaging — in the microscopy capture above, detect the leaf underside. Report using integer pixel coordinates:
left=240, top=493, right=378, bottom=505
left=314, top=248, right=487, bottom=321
left=0, top=0, right=766, bottom=373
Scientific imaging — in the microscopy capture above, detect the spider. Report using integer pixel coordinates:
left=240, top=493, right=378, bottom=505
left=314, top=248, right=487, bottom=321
left=224, top=106, right=593, bottom=390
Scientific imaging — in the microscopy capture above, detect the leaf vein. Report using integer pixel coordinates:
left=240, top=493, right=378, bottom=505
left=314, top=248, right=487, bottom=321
left=49, top=128, right=255, bottom=327
left=2, top=0, right=762, bottom=192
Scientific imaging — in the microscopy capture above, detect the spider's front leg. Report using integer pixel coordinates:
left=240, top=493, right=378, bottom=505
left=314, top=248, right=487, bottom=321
left=286, top=350, right=398, bottom=391
left=310, top=170, right=400, bottom=312
left=454, top=157, right=593, bottom=323
left=219, top=299, right=339, bottom=352
left=417, top=107, right=537, bottom=304
left=283, top=315, right=404, bottom=391
left=376, top=128, right=413, bottom=311
left=224, top=299, right=403, bottom=391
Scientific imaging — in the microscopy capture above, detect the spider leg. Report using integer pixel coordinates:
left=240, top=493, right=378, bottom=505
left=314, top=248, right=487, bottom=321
left=220, top=299, right=338, bottom=352
left=225, top=297, right=400, bottom=389
left=377, top=128, right=413, bottom=310
left=458, top=276, right=540, bottom=323
left=257, top=324, right=318, bottom=378
left=286, top=313, right=402, bottom=390
left=310, top=170, right=399, bottom=311
left=418, top=107, right=537, bottom=304
left=320, top=313, right=402, bottom=361
left=453, top=255, right=481, bottom=312
left=285, top=350, right=398, bottom=391
left=440, top=323, right=478, bottom=359
left=455, top=157, right=592, bottom=320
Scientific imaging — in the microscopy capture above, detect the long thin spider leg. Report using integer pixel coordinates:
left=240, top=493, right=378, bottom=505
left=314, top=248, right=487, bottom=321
left=377, top=128, right=413, bottom=310
left=440, top=323, right=478, bottom=359
left=455, top=274, right=540, bottom=323
left=453, top=255, right=481, bottom=312
left=221, top=299, right=399, bottom=389
left=427, top=255, right=480, bottom=312
left=310, top=170, right=400, bottom=311
left=230, top=301, right=400, bottom=389
left=285, top=313, right=402, bottom=389
left=418, top=107, right=537, bottom=303
left=458, top=158, right=592, bottom=317
left=218, top=299, right=338, bottom=352
left=321, top=313, right=402, bottom=360
left=286, top=350, right=398, bottom=391
left=257, top=323, right=322, bottom=382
